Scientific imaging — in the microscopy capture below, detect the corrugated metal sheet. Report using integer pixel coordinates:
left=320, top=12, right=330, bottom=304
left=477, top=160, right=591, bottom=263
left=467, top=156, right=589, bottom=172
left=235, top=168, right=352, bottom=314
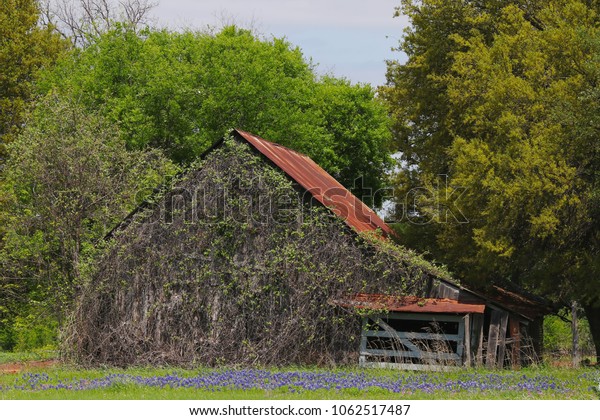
left=332, top=293, right=486, bottom=314
left=234, top=129, right=394, bottom=237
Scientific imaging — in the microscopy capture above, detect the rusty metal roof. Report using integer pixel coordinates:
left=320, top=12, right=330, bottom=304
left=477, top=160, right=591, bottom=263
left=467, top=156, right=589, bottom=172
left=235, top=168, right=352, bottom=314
left=332, top=293, right=486, bottom=314
left=485, top=285, right=554, bottom=319
left=234, top=129, right=394, bottom=237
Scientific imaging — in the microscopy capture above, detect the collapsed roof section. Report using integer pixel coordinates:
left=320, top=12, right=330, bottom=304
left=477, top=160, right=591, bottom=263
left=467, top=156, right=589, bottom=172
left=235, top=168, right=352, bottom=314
left=331, top=293, right=486, bottom=314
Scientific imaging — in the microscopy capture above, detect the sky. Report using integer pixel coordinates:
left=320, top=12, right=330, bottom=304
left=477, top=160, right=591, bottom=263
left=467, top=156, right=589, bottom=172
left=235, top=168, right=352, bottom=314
left=149, top=0, right=409, bottom=87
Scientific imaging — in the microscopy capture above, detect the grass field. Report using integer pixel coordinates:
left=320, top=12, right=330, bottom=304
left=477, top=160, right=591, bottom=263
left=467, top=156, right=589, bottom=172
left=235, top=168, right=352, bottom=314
left=1, top=352, right=599, bottom=400
left=0, top=350, right=58, bottom=365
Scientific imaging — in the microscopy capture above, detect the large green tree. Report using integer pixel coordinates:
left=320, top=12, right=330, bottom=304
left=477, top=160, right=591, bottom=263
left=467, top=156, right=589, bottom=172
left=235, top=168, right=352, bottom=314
left=384, top=0, right=600, bottom=357
left=0, top=95, right=174, bottom=349
left=0, top=0, right=66, bottom=159
left=39, top=25, right=392, bottom=197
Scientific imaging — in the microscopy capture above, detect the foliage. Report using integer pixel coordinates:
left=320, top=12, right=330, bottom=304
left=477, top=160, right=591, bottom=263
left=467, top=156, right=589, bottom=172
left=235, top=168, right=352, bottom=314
left=0, top=0, right=67, bottom=159
left=2, top=9, right=391, bottom=354
left=0, top=95, right=176, bottom=350
left=66, top=137, right=447, bottom=367
left=11, top=312, right=58, bottom=351
left=544, top=315, right=595, bottom=359
left=383, top=0, right=600, bottom=357
left=39, top=25, right=392, bottom=198
left=313, top=77, right=392, bottom=206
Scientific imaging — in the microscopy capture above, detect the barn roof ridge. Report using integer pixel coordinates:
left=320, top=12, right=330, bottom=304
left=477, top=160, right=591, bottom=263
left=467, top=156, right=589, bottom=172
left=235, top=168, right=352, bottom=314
left=105, top=129, right=396, bottom=240
left=232, top=129, right=395, bottom=238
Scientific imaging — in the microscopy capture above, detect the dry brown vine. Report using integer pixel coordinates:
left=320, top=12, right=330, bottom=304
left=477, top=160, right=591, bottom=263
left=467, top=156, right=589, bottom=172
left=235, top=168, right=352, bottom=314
left=64, top=138, right=451, bottom=367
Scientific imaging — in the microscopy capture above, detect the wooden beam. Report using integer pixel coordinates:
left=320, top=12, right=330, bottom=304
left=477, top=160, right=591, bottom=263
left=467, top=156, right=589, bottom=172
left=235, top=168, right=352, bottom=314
left=464, top=314, right=471, bottom=367
left=509, top=317, right=521, bottom=369
left=361, top=348, right=461, bottom=361
left=496, top=312, right=509, bottom=368
left=364, top=330, right=460, bottom=342
left=486, top=310, right=501, bottom=368
left=457, top=316, right=465, bottom=363
left=361, top=362, right=458, bottom=372
left=359, top=317, right=368, bottom=366
left=472, top=313, right=484, bottom=366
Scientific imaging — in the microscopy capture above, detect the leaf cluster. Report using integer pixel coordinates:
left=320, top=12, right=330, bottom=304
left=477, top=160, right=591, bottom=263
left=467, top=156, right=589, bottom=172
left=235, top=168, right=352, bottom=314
left=0, top=0, right=68, bottom=158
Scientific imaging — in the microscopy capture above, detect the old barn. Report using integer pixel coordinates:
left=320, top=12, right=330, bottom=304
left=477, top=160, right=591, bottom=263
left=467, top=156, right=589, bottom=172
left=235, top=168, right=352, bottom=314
left=69, top=129, right=550, bottom=368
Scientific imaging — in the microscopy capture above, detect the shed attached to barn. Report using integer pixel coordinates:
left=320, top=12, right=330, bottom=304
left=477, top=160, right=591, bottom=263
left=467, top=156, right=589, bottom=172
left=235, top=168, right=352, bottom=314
left=333, top=282, right=551, bottom=370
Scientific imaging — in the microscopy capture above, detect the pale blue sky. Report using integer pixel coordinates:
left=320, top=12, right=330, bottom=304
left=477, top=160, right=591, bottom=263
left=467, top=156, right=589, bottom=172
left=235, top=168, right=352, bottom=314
left=150, top=0, right=408, bottom=87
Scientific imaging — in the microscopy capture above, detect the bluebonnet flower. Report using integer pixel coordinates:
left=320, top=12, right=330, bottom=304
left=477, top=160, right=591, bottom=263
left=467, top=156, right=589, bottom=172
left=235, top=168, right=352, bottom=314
left=2, top=368, right=597, bottom=396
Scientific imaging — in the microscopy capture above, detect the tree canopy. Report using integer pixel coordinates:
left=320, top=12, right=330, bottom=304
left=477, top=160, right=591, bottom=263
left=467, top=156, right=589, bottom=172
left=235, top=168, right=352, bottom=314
left=383, top=0, right=600, bottom=357
left=0, top=0, right=67, bottom=159
left=40, top=25, right=392, bottom=197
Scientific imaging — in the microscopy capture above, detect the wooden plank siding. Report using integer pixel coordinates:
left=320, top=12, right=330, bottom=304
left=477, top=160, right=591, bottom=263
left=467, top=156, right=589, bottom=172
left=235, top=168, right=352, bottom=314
left=486, top=310, right=501, bottom=368
left=496, top=312, right=509, bottom=368
left=486, top=310, right=510, bottom=368
left=431, top=282, right=461, bottom=300
left=471, top=313, right=485, bottom=367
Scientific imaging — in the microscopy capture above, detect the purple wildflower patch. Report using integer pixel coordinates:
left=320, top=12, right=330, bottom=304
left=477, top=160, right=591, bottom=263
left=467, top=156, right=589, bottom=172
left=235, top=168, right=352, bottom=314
left=2, top=369, right=598, bottom=396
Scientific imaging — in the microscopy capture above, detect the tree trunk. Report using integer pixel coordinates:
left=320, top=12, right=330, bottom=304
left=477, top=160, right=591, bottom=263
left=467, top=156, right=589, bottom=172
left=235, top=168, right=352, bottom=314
left=582, top=303, right=600, bottom=362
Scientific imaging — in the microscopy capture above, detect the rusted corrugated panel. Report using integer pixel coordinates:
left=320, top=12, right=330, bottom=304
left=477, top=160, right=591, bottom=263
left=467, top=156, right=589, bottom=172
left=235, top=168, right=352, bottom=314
left=234, top=129, right=394, bottom=237
left=332, top=293, right=486, bottom=314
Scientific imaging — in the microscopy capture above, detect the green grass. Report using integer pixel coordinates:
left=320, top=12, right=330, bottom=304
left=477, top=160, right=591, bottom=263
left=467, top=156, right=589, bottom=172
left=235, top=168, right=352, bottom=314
left=1, top=353, right=599, bottom=400
left=0, top=350, right=58, bottom=364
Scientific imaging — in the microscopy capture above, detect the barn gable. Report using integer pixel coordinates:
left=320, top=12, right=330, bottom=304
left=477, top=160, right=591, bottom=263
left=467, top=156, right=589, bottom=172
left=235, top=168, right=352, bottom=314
left=69, top=131, right=447, bottom=366
left=69, top=130, right=550, bottom=369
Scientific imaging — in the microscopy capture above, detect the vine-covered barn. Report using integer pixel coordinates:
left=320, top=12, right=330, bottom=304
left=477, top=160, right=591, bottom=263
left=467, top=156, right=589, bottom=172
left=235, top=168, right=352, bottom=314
left=69, top=129, right=550, bottom=368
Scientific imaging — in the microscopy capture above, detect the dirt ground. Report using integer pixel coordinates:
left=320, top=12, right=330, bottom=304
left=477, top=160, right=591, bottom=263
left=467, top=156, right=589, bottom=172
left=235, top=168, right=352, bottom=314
left=0, top=360, right=58, bottom=374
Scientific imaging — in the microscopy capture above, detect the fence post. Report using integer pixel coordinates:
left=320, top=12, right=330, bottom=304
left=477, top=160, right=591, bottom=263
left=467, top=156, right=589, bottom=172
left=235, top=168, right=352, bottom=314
left=572, top=301, right=580, bottom=368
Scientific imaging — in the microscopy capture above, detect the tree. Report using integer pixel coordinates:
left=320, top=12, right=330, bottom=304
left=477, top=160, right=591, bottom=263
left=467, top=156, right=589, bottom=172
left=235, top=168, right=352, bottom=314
left=39, top=25, right=392, bottom=198
left=383, top=0, right=600, bottom=357
left=0, top=95, right=175, bottom=349
left=0, top=0, right=67, bottom=160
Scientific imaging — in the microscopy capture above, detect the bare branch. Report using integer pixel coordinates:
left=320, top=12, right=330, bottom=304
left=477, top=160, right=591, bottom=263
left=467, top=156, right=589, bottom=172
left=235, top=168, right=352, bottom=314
left=44, top=0, right=156, bottom=46
left=120, top=0, right=156, bottom=27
